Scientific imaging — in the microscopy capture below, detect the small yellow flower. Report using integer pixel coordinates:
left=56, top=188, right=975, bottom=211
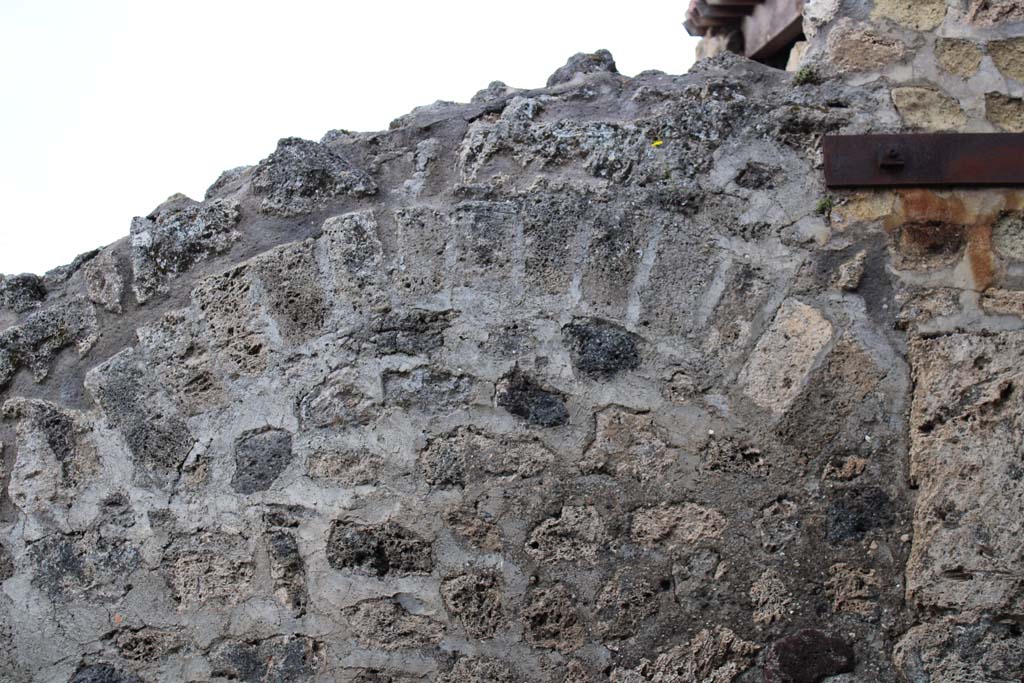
left=651, top=139, right=664, bottom=148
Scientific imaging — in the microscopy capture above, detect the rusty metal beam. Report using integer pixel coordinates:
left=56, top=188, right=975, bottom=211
left=823, top=134, right=1024, bottom=188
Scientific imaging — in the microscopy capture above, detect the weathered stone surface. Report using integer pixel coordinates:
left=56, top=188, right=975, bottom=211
left=231, top=427, right=294, bottom=494
left=83, top=248, right=125, bottom=313
left=894, top=618, right=1024, bottom=683
left=70, top=664, right=142, bottom=683
left=0, top=29, right=1016, bottom=681
left=0, top=299, right=97, bottom=388
left=892, top=87, right=967, bottom=132
left=521, top=582, right=584, bottom=651
left=825, top=486, right=895, bottom=544
left=345, top=598, right=444, bottom=650
left=581, top=407, right=680, bottom=481
left=825, top=19, right=906, bottom=73
left=162, top=531, right=255, bottom=607
left=935, top=38, right=983, bottom=78
left=0, top=273, right=46, bottom=313
left=563, top=317, right=641, bottom=379
left=871, top=0, right=947, bottom=30
left=986, top=92, right=1024, bottom=132
left=547, top=49, right=617, bottom=86
left=526, top=505, right=609, bottom=563
left=130, top=194, right=241, bottom=303
left=382, top=366, right=476, bottom=411
left=420, top=425, right=552, bottom=486
left=990, top=37, right=1024, bottom=82
left=86, top=349, right=194, bottom=484
left=440, top=571, right=504, bottom=638
left=372, top=308, right=455, bottom=356
left=907, top=332, right=1024, bottom=615
left=609, top=627, right=758, bottom=682
left=210, top=635, right=322, bottom=681
left=250, top=137, right=376, bottom=216
left=737, top=299, right=832, bottom=416
left=495, top=367, right=569, bottom=427
left=326, top=520, right=433, bottom=576
left=962, top=0, right=1024, bottom=25
left=763, top=629, right=855, bottom=683
left=631, top=503, right=726, bottom=548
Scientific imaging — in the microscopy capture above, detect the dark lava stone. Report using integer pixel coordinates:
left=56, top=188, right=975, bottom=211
left=231, top=428, right=294, bottom=494
left=764, top=629, right=855, bottom=683
left=70, top=664, right=142, bottom=683
left=326, top=521, right=433, bottom=577
left=0, top=543, right=13, bottom=582
left=563, top=318, right=641, bottom=379
left=0, top=273, right=46, bottom=312
left=495, top=367, right=569, bottom=427
left=547, top=49, right=618, bottom=87
left=735, top=161, right=782, bottom=190
left=825, top=487, right=895, bottom=544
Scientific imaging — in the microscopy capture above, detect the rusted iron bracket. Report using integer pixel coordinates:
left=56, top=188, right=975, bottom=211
left=824, top=134, right=1024, bottom=188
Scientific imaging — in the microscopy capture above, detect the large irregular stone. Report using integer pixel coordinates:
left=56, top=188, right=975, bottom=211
left=892, top=87, right=967, bottom=132
left=326, top=520, right=433, bottom=576
left=763, top=629, right=855, bottom=683
left=231, top=427, right=294, bottom=494
left=129, top=194, right=241, bottom=303
left=871, top=0, right=947, bottom=30
left=546, top=49, right=618, bottom=86
left=250, top=137, right=377, bottom=216
left=210, top=635, right=323, bottom=682
left=907, top=332, right=1024, bottom=614
left=0, top=273, right=46, bottom=313
left=86, top=349, right=194, bottom=485
left=563, top=317, right=642, bottom=379
left=495, top=367, right=569, bottom=427
left=894, top=619, right=1024, bottom=683
left=0, top=299, right=97, bottom=388
left=737, top=299, right=832, bottom=416
left=609, top=627, right=758, bottom=682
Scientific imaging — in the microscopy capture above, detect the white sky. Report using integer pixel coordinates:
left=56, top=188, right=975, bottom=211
left=0, top=0, right=699, bottom=275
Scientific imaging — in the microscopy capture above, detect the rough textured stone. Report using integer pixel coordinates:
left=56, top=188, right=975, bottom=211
left=250, top=137, right=376, bottom=216
left=986, top=92, right=1024, bottom=132
left=892, top=87, right=968, bottom=132
left=83, top=248, right=125, bottom=313
left=0, top=273, right=46, bottom=313
left=345, top=598, right=444, bottom=650
left=871, top=0, right=947, bottom=30
left=963, top=0, right=1024, bottom=25
left=907, top=332, right=1024, bottom=615
left=737, top=299, right=832, bottom=416
left=382, top=367, right=476, bottom=412
left=547, top=49, right=618, bottom=87
left=210, top=635, right=322, bottom=682
left=440, top=571, right=503, bottom=638
left=0, top=33, right=1018, bottom=682
left=495, top=367, right=569, bottom=427
left=326, top=520, right=433, bottom=576
left=894, top=619, right=1024, bottom=683
left=521, top=582, right=584, bottom=651
left=763, top=630, right=855, bottom=683
left=130, top=194, right=241, bottom=303
left=0, top=299, right=97, bottom=388
left=70, top=664, right=142, bottom=683
left=935, top=38, right=983, bottom=78
left=563, top=317, right=642, bottom=379
left=825, top=19, right=906, bottom=73
left=609, top=627, right=758, bottom=682
left=231, top=427, right=294, bottom=494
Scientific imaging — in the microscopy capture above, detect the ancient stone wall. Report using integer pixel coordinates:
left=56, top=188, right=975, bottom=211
left=1, top=3, right=1022, bottom=682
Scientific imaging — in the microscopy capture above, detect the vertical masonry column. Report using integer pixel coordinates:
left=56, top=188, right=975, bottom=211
left=804, top=1, right=1024, bottom=680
